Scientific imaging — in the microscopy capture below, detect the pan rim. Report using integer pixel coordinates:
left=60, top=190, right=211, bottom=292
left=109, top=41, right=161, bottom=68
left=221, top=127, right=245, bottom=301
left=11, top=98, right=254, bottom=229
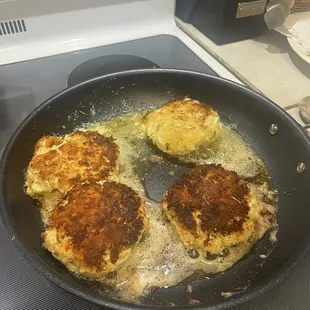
left=0, top=68, right=310, bottom=310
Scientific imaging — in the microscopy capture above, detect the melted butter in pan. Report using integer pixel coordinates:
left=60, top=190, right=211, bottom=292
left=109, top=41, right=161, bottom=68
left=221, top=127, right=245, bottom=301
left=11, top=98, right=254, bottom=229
left=84, top=111, right=277, bottom=303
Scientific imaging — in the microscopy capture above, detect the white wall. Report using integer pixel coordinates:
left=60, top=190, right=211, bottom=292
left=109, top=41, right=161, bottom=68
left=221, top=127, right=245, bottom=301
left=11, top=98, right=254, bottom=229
left=0, top=0, right=151, bottom=20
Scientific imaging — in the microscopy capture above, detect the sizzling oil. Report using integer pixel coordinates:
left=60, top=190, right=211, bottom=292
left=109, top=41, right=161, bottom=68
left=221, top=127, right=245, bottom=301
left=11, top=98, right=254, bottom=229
left=87, top=112, right=277, bottom=303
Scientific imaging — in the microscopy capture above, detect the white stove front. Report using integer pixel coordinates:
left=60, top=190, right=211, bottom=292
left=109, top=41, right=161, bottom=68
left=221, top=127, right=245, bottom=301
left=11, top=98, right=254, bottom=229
left=0, top=0, right=240, bottom=83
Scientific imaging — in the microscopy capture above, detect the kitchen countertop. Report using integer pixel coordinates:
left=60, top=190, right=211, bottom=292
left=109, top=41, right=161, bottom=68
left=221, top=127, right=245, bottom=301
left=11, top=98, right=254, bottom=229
left=177, top=18, right=310, bottom=129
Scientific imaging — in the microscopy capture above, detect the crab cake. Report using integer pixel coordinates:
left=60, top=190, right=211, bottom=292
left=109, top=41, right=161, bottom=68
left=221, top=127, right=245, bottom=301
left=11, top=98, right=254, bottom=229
left=161, top=164, right=260, bottom=255
left=143, top=98, right=220, bottom=156
left=25, top=131, right=119, bottom=197
left=43, top=181, right=148, bottom=279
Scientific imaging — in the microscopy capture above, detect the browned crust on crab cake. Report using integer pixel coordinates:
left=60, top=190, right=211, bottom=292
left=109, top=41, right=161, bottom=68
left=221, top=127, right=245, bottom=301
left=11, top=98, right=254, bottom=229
left=161, top=164, right=259, bottom=254
left=43, top=181, right=148, bottom=279
left=25, top=131, right=119, bottom=198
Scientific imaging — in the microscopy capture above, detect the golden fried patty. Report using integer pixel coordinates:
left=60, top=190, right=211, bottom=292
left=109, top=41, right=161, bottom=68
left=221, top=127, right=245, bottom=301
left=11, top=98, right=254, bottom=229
left=25, top=131, right=119, bottom=197
left=161, top=164, right=260, bottom=254
left=143, top=98, right=220, bottom=156
left=43, top=181, right=148, bottom=279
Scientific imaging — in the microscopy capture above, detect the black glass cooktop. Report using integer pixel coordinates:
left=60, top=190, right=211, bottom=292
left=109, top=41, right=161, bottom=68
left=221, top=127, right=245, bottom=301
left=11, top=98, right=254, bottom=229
left=0, top=34, right=309, bottom=310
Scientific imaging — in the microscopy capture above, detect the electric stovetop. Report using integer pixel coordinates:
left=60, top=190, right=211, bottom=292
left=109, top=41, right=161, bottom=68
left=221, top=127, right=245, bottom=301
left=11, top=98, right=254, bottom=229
left=0, top=35, right=309, bottom=310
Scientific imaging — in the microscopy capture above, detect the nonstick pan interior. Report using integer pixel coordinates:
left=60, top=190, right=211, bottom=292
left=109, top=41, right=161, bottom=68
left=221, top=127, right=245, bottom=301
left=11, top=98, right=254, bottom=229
left=1, top=69, right=310, bottom=309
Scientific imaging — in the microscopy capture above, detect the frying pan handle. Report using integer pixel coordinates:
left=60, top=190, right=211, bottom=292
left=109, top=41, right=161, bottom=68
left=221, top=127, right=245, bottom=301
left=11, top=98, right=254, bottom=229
left=303, top=124, right=310, bottom=130
left=302, top=124, right=310, bottom=137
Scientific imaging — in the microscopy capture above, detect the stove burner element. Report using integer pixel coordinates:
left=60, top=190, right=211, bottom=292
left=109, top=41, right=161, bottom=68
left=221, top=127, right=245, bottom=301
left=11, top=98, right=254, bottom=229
left=67, top=55, right=160, bottom=87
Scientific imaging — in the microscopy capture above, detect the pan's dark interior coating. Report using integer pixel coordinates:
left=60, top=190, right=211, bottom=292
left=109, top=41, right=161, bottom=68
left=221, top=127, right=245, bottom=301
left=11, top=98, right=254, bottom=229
left=1, top=69, right=310, bottom=310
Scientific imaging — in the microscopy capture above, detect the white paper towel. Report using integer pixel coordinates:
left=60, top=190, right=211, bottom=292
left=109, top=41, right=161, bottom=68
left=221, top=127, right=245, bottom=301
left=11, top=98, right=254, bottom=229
left=276, top=11, right=310, bottom=55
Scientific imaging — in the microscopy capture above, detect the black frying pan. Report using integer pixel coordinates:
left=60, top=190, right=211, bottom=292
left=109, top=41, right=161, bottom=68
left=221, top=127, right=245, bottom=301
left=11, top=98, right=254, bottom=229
left=0, top=69, right=310, bottom=310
